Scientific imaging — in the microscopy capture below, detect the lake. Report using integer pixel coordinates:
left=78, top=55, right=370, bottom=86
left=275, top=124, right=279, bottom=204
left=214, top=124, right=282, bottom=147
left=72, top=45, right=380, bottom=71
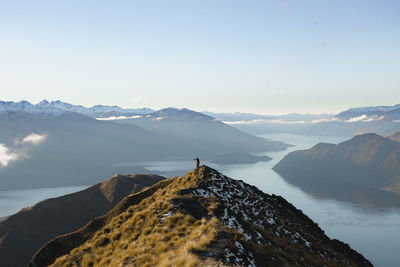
left=0, top=185, right=88, bottom=219
left=1, top=133, right=399, bottom=266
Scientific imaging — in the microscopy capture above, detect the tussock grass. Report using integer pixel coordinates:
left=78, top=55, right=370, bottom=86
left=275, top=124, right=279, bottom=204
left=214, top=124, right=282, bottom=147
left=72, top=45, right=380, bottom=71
left=50, top=169, right=222, bottom=267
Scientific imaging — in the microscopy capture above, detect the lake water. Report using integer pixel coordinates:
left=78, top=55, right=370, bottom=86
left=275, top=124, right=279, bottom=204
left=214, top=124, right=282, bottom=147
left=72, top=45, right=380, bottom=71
left=1, top=133, right=399, bottom=266
left=127, top=133, right=400, bottom=267
left=0, top=185, right=88, bottom=218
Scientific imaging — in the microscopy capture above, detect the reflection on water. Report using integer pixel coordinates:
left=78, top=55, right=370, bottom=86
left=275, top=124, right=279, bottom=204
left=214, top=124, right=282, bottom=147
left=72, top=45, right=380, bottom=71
left=0, top=133, right=399, bottom=266
left=124, top=133, right=400, bottom=267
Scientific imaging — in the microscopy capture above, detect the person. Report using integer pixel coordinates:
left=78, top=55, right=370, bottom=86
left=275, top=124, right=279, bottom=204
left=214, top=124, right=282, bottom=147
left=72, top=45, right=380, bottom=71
left=193, top=157, right=200, bottom=168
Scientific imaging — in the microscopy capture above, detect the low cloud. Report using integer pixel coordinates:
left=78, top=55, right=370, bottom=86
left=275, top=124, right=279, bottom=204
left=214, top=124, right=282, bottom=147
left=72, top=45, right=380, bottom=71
left=0, top=144, right=18, bottom=167
left=311, top=117, right=341, bottom=123
left=22, top=133, right=47, bottom=145
left=0, top=133, right=47, bottom=167
left=223, top=119, right=305, bottom=125
left=345, top=115, right=384, bottom=123
left=312, top=115, right=385, bottom=124
left=96, top=115, right=142, bottom=121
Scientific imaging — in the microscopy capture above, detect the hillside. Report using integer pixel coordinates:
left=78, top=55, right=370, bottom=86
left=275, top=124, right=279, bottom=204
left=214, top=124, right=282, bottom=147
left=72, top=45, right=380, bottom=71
left=0, top=174, right=164, bottom=267
left=31, top=166, right=371, bottom=267
left=273, top=133, right=400, bottom=206
left=389, top=131, right=400, bottom=142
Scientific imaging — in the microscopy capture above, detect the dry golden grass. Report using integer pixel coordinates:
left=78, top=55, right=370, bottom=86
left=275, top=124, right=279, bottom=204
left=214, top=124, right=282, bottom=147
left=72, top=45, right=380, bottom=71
left=50, top=169, right=223, bottom=267
left=44, top=167, right=370, bottom=267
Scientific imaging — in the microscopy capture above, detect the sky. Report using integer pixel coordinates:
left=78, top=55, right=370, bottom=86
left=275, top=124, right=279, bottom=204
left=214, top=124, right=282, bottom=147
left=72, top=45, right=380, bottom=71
left=0, top=0, right=399, bottom=115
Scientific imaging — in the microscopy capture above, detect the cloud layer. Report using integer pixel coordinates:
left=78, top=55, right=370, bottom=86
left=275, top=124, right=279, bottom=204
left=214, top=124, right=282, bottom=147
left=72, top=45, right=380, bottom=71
left=0, top=133, right=47, bottom=167
left=22, top=133, right=47, bottom=145
left=0, top=144, right=18, bottom=167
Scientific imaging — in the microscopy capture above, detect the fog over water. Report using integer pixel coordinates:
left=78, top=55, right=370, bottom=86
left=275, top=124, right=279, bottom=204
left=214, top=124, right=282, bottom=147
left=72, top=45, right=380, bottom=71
left=1, top=133, right=399, bottom=266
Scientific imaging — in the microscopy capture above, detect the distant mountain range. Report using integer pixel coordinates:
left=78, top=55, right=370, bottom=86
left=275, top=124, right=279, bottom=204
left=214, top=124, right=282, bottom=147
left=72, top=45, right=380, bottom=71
left=205, top=104, right=400, bottom=137
left=30, top=166, right=371, bottom=267
left=8, top=100, right=399, bottom=137
left=0, top=100, right=289, bottom=190
left=273, top=133, right=400, bottom=207
left=297, top=104, right=400, bottom=137
left=36, top=100, right=153, bottom=117
left=204, top=111, right=332, bottom=135
left=0, top=174, right=164, bottom=267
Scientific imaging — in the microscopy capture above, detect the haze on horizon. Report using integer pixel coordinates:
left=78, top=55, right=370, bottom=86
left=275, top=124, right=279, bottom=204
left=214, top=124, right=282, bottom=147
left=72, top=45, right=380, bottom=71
left=1, top=0, right=399, bottom=115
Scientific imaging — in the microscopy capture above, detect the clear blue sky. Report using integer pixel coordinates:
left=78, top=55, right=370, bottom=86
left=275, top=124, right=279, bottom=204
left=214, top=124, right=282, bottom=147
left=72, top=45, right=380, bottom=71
left=1, top=0, right=399, bottom=114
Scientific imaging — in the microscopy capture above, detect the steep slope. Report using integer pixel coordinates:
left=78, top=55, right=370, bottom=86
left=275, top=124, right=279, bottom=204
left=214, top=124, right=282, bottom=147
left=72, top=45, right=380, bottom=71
left=389, top=131, right=400, bottom=142
left=273, top=133, right=400, bottom=206
left=0, top=174, right=164, bottom=267
left=31, top=166, right=371, bottom=267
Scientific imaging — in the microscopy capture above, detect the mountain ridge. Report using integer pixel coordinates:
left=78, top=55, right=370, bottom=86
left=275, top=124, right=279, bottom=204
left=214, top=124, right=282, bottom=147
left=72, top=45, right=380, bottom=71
left=30, top=166, right=371, bottom=267
left=0, top=100, right=289, bottom=190
left=273, top=133, right=400, bottom=206
left=0, top=174, right=165, bottom=267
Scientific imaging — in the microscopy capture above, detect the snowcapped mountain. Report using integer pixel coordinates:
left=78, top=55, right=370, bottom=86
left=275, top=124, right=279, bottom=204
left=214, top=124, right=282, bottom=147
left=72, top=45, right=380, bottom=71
left=298, top=104, right=400, bottom=137
left=335, top=104, right=400, bottom=120
left=0, top=100, right=91, bottom=120
left=340, top=104, right=400, bottom=115
left=0, top=100, right=60, bottom=114
left=37, top=100, right=154, bottom=117
left=0, top=100, right=153, bottom=119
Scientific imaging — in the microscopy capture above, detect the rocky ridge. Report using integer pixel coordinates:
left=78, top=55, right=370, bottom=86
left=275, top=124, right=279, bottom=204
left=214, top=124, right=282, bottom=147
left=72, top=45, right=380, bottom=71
left=30, top=166, right=371, bottom=267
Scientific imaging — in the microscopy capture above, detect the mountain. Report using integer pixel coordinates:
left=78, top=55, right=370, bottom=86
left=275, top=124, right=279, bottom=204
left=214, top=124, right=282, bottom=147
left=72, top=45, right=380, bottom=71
left=30, top=166, right=371, bottom=267
left=273, top=133, right=400, bottom=207
left=37, top=100, right=154, bottom=117
left=0, top=104, right=160, bottom=190
left=389, top=131, right=400, bottom=142
left=204, top=111, right=332, bottom=135
left=113, top=108, right=291, bottom=154
left=0, top=174, right=164, bottom=267
left=298, top=104, right=400, bottom=137
left=0, top=101, right=288, bottom=190
left=335, top=104, right=400, bottom=120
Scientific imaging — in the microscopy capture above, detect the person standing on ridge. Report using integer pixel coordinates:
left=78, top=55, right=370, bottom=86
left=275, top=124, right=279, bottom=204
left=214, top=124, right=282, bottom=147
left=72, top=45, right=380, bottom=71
left=194, top=157, right=200, bottom=168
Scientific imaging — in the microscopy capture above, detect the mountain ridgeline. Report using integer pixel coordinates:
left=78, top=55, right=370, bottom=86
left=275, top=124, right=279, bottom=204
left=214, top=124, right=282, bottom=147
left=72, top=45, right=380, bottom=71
left=298, top=104, right=400, bottom=137
left=31, top=167, right=371, bottom=267
left=389, top=131, right=400, bottom=143
left=0, top=100, right=289, bottom=190
left=0, top=174, right=165, bottom=267
left=274, top=133, right=400, bottom=207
